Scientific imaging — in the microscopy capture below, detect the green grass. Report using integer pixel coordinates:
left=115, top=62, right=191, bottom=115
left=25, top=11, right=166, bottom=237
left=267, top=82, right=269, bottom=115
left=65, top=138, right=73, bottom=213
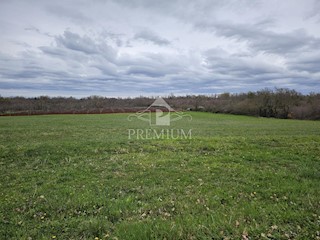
left=0, top=112, right=319, bottom=239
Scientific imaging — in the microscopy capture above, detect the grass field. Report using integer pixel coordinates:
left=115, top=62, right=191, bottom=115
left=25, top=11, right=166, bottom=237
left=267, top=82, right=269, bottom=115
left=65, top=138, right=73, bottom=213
left=0, top=112, right=319, bottom=239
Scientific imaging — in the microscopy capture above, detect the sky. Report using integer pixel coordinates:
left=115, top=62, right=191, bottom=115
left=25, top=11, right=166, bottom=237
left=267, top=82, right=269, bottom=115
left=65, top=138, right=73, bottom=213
left=0, top=0, right=320, bottom=98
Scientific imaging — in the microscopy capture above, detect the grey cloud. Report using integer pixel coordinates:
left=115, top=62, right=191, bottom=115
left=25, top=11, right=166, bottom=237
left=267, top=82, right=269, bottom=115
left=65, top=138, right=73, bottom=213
left=25, top=26, right=54, bottom=38
left=45, top=4, right=91, bottom=24
left=197, top=21, right=320, bottom=54
left=290, top=61, right=320, bottom=74
left=286, top=52, right=320, bottom=73
left=134, top=30, right=170, bottom=46
left=39, top=30, right=119, bottom=77
left=249, top=29, right=320, bottom=54
left=199, top=47, right=320, bottom=93
left=111, top=0, right=227, bottom=20
left=125, top=65, right=180, bottom=78
left=126, top=66, right=167, bottom=78
left=118, top=52, right=188, bottom=79
left=0, top=53, right=73, bottom=81
left=40, top=46, right=68, bottom=58
left=55, top=31, right=116, bottom=59
left=1, top=0, right=320, bottom=97
left=100, top=31, right=125, bottom=47
left=204, top=48, right=282, bottom=78
left=25, top=26, right=41, bottom=34
left=306, top=0, right=320, bottom=22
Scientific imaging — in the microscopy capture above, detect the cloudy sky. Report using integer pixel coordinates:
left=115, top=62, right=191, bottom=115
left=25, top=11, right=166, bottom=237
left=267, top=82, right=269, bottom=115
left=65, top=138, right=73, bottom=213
left=0, top=0, right=320, bottom=97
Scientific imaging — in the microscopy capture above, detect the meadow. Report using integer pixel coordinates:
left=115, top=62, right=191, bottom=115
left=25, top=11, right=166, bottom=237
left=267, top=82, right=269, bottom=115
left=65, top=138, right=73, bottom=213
left=0, top=112, right=319, bottom=239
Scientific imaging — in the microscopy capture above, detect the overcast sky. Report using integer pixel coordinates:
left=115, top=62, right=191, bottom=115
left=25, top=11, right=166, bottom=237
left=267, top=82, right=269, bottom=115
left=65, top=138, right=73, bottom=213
left=0, top=0, right=320, bottom=97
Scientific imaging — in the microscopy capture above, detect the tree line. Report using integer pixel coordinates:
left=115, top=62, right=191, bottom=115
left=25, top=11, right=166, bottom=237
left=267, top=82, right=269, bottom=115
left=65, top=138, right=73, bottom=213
left=0, top=88, right=319, bottom=120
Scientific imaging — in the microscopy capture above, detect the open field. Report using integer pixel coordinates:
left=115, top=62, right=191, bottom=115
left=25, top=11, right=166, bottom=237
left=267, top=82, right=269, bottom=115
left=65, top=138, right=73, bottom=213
left=0, top=112, right=319, bottom=239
